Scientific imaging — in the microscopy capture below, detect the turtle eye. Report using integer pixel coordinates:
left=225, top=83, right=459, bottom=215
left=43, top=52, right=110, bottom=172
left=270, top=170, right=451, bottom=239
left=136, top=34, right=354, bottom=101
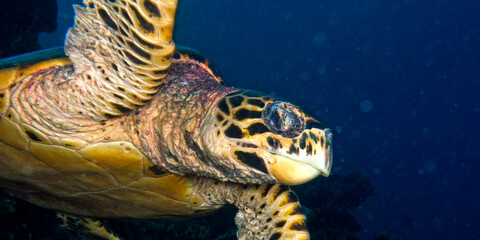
left=262, top=101, right=305, bottom=138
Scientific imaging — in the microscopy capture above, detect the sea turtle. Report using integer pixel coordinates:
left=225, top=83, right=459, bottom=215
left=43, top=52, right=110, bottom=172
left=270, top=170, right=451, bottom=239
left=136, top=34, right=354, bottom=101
left=0, top=0, right=333, bottom=239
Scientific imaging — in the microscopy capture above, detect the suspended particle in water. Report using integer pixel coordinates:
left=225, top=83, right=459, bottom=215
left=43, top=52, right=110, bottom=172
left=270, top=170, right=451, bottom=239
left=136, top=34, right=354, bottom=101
left=285, top=12, right=292, bottom=20
left=313, top=32, right=326, bottom=45
left=300, top=72, right=310, bottom=82
left=360, top=100, right=373, bottom=112
left=424, top=161, right=437, bottom=173
left=335, top=125, right=342, bottom=133
left=432, top=216, right=443, bottom=227
left=396, top=161, right=407, bottom=169
left=317, top=65, right=326, bottom=75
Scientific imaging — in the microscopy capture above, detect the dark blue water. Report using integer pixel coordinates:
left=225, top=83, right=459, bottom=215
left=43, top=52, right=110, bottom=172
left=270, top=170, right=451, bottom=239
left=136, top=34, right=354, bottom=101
left=6, top=0, right=480, bottom=239
left=172, top=1, right=480, bottom=239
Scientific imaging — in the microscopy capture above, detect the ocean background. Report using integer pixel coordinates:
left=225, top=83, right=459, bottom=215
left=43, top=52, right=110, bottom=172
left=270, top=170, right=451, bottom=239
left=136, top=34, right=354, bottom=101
left=1, top=0, right=479, bottom=239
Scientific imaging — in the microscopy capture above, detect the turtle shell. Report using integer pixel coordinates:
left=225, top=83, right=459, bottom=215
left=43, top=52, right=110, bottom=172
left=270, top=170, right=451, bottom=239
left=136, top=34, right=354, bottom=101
left=0, top=48, right=221, bottom=218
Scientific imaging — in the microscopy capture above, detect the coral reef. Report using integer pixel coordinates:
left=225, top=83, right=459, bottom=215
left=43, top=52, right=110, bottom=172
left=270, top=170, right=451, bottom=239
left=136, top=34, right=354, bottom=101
left=297, top=172, right=375, bottom=240
left=375, top=231, right=403, bottom=240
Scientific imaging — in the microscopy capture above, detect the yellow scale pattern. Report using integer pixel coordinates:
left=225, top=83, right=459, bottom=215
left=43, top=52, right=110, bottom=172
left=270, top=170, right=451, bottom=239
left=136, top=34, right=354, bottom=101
left=229, top=184, right=310, bottom=240
left=62, top=0, right=178, bottom=119
left=0, top=59, right=206, bottom=218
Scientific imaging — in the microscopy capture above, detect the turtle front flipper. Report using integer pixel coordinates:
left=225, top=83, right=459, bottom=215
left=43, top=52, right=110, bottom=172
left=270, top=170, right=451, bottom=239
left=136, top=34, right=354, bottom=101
left=196, top=180, right=309, bottom=240
left=57, top=212, right=123, bottom=240
left=64, top=0, right=178, bottom=120
left=233, top=184, right=309, bottom=240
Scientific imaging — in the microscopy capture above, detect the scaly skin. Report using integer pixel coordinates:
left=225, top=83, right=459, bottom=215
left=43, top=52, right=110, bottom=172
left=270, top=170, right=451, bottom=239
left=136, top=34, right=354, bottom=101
left=1, top=51, right=318, bottom=239
left=3, top=53, right=251, bottom=182
left=132, top=54, right=246, bottom=180
left=192, top=178, right=310, bottom=240
left=0, top=0, right=334, bottom=239
left=3, top=0, right=332, bottom=187
left=63, top=0, right=178, bottom=121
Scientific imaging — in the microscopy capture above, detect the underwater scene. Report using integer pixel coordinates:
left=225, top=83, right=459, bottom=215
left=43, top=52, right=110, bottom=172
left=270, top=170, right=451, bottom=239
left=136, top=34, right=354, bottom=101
left=0, top=0, right=479, bottom=239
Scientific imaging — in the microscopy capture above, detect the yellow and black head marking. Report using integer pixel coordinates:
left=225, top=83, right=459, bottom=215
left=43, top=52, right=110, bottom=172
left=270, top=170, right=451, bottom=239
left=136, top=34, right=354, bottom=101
left=203, top=90, right=333, bottom=185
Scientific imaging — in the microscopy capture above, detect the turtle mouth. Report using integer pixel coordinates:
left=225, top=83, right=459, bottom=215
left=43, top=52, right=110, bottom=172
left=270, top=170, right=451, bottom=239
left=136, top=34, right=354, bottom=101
left=262, top=129, right=333, bottom=185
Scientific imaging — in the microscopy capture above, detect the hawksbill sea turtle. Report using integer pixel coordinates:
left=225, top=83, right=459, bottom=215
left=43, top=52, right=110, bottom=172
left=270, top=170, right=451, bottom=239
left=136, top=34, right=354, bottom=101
left=0, top=0, right=333, bottom=239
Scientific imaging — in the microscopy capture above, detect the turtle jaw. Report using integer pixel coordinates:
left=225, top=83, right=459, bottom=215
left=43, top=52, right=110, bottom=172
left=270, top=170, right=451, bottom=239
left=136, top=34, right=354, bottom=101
left=267, top=155, right=324, bottom=185
left=262, top=128, right=333, bottom=185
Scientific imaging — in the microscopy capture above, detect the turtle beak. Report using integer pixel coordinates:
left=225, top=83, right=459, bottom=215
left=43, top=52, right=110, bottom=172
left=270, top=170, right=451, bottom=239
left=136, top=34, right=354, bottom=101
left=263, top=128, right=333, bottom=185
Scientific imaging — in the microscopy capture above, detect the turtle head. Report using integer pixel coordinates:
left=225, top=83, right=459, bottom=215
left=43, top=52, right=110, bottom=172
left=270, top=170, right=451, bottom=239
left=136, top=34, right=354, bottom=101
left=201, top=90, right=333, bottom=185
